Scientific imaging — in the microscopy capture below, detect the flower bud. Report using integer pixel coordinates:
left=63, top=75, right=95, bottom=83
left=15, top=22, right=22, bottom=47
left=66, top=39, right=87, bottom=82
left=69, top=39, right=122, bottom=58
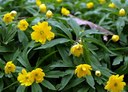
left=46, top=10, right=53, bottom=18
left=56, top=0, right=62, bottom=3
left=86, top=2, right=94, bottom=9
left=119, top=8, right=126, bottom=16
left=39, top=4, right=47, bottom=13
left=111, top=35, right=119, bottom=42
left=10, top=10, right=17, bottom=17
left=108, top=3, right=116, bottom=8
left=95, top=70, right=101, bottom=77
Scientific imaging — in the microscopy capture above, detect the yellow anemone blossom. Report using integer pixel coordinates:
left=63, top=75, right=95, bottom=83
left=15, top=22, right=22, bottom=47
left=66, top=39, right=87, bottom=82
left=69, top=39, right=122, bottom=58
left=17, top=19, right=29, bottom=31
left=61, top=7, right=70, bottom=16
left=111, top=35, right=119, bottom=42
left=108, top=3, right=116, bottom=8
left=98, top=0, right=106, bottom=4
left=105, top=75, right=126, bottom=92
left=46, top=10, right=53, bottom=18
left=86, top=2, right=94, bottom=9
left=119, top=8, right=126, bottom=16
left=36, top=0, right=41, bottom=6
left=70, top=43, right=83, bottom=57
left=4, top=61, right=16, bottom=74
left=2, top=13, right=14, bottom=24
left=17, top=69, right=34, bottom=86
left=31, top=68, right=45, bottom=83
left=39, top=4, right=47, bottom=13
left=75, top=64, right=92, bottom=78
left=31, top=21, right=55, bottom=44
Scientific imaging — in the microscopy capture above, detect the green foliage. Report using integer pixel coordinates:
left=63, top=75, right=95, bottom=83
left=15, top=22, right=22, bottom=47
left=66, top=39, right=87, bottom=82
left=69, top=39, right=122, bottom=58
left=0, top=0, right=128, bottom=92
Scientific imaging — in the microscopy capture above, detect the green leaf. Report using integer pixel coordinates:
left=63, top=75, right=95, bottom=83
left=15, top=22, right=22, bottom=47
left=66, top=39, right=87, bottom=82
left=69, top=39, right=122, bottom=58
left=16, top=85, right=26, bottom=92
left=112, top=55, right=123, bottom=65
left=35, top=38, right=70, bottom=50
left=85, top=76, right=95, bottom=89
left=45, top=71, right=68, bottom=78
left=18, top=30, right=28, bottom=45
left=25, top=6, right=38, bottom=16
left=58, top=73, right=73, bottom=91
left=0, top=59, right=5, bottom=69
left=57, top=46, right=74, bottom=67
left=116, top=17, right=125, bottom=35
left=0, top=72, right=4, bottom=78
left=41, top=79, right=56, bottom=90
left=64, top=78, right=85, bottom=90
left=78, top=87, right=90, bottom=92
left=31, top=83, right=42, bottom=92
left=67, top=18, right=81, bottom=38
left=49, top=21, right=72, bottom=39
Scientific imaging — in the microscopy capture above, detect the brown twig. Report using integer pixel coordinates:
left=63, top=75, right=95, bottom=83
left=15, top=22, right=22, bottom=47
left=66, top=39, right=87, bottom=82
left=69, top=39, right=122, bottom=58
left=68, top=14, right=114, bottom=36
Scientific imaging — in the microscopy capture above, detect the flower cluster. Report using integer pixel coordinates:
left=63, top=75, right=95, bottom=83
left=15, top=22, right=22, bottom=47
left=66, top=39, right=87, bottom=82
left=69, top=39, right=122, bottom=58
left=17, top=68, right=45, bottom=86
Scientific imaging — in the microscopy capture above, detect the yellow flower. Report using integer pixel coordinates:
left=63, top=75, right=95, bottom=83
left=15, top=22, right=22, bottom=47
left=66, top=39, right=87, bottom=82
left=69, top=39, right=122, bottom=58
left=17, top=69, right=34, bottom=86
left=2, top=13, right=14, bottom=24
left=17, top=19, right=29, bottom=31
left=4, top=61, right=16, bottom=74
left=86, top=2, right=94, bottom=9
left=95, top=70, right=101, bottom=77
left=61, top=7, right=70, bottom=16
left=46, top=10, right=53, bottom=18
left=105, top=75, right=126, bottom=92
left=70, top=43, right=83, bottom=57
left=75, top=64, right=92, bottom=78
left=10, top=10, right=17, bottom=17
left=39, top=4, right=47, bottom=13
left=31, top=68, right=45, bottom=83
left=108, top=3, right=116, bottom=8
left=111, top=35, right=119, bottom=42
left=36, top=0, right=41, bottom=6
left=99, top=0, right=106, bottom=4
left=56, top=0, right=62, bottom=3
left=119, top=8, right=126, bottom=16
left=31, top=21, right=55, bottom=44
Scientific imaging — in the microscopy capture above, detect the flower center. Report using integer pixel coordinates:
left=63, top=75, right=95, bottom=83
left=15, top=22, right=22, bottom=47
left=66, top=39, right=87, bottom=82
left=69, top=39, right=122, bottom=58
left=82, top=67, right=86, bottom=71
left=114, top=82, right=118, bottom=87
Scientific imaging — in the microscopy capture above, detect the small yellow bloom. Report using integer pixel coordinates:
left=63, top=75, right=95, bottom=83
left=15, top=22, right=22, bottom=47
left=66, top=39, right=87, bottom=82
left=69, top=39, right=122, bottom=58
left=111, top=35, right=119, bottom=42
left=86, top=2, right=94, bottom=9
left=108, top=3, right=116, bottom=8
left=95, top=70, right=101, bottom=77
left=17, top=69, right=34, bottom=86
left=56, top=0, right=62, bottom=3
left=2, top=13, right=14, bottom=24
left=119, top=8, right=126, bottom=16
left=105, top=75, right=126, bottom=92
left=31, top=21, right=55, bottom=44
left=36, top=0, right=41, bottom=6
left=31, top=68, right=45, bottom=83
left=4, top=61, right=16, bottom=74
left=61, top=7, right=70, bottom=16
left=70, top=43, right=83, bottom=57
left=46, top=10, right=53, bottom=18
left=10, top=10, right=17, bottom=17
left=17, top=19, right=29, bottom=31
left=39, top=4, right=47, bottom=13
left=75, top=64, right=92, bottom=78
left=99, top=0, right=106, bottom=4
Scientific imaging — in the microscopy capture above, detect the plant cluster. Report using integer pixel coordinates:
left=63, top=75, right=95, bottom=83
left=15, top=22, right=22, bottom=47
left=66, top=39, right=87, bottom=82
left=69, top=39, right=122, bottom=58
left=0, top=0, right=128, bottom=92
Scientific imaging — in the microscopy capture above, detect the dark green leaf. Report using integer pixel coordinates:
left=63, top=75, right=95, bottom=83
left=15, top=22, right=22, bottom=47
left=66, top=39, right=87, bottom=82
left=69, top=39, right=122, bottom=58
left=31, top=83, right=42, bottom=92
left=16, top=85, right=26, bottom=92
left=85, top=76, right=95, bottom=89
left=112, top=55, right=123, bottom=65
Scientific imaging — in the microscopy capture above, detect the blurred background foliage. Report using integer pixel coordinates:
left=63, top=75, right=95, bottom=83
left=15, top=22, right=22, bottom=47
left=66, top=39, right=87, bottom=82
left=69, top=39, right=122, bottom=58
left=0, top=0, right=128, bottom=92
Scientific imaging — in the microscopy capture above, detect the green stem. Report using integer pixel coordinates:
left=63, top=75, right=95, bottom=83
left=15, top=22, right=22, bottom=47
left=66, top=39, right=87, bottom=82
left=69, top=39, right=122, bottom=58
left=2, top=81, right=18, bottom=91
